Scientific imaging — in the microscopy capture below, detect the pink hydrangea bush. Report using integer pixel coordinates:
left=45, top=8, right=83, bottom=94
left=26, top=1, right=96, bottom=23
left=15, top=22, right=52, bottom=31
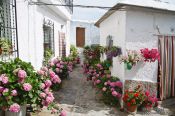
left=48, top=58, right=73, bottom=80
left=0, top=58, right=64, bottom=115
left=37, top=67, right=62, bottom=91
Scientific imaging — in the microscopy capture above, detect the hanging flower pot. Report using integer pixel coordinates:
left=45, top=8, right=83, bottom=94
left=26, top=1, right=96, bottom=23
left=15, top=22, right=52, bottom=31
left=125, top=62, right=133, bottom=70
left=5, top=106, right=26, bottom=116
left=126, top=105, right=137, bottom=113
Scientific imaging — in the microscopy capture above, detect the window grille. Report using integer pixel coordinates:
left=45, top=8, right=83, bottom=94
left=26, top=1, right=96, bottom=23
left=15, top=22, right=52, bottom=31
left=43, top=18, right=54, bottom=55
left=0, top=0, right=18, bottom=61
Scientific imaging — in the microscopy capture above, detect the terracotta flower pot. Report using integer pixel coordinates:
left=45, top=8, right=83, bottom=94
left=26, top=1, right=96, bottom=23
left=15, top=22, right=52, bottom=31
left=127, top=105, right=137, bottom=112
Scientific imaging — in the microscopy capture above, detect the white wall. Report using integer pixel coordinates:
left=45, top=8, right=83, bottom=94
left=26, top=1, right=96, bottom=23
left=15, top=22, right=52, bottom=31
left=125, top=7, right=175, bottom=83
left=70, top=21, right=100, bottom=47
left=99, top=11, right=127, bottom=81
left=16, top=0, right=71, bottom=70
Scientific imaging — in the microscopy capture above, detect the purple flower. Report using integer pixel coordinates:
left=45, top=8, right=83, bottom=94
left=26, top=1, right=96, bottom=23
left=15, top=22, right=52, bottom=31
left=18, top=70, right=27, bottom=79
left=23, top=83, right=32, bottom=91
left=11, top=90, right=17, bottom=96
left=9, top=103, right=20, bottom=112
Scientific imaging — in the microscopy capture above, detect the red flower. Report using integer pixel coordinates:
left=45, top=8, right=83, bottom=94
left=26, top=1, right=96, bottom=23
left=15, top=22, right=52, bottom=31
left=131, top=99, right=136, bottom=103
left=127, top=102, right=131, bottom=107
left=134, top=93, right=139, bottom=97
left=145, top=90, right=150, bottom=97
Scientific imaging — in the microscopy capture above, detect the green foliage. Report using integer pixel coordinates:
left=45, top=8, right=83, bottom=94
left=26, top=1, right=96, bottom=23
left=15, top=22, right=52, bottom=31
left=70, top=45, right=78, bottom=58
left=0, top=58, right=43, bottom=108
left=43, top=48, right=53, bottom=66
left=0, top=37, right=12, bottom=55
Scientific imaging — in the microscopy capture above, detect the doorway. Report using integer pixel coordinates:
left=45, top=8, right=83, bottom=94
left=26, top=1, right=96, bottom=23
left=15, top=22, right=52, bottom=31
left=158, top=36, right=175, bottom=100
left=76, top=27, right=85, bottom=47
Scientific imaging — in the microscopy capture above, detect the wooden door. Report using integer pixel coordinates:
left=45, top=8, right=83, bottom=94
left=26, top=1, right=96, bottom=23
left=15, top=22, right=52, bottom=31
left=76, top=27, right=85, bottom=47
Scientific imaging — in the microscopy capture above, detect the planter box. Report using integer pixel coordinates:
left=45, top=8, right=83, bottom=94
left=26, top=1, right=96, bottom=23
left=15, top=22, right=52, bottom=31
left=5, top=106, right=26, bottom=116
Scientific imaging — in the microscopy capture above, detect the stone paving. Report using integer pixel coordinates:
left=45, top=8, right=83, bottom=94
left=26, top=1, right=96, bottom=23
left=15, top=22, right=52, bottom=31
left=32, top=65, right=175, bottom=116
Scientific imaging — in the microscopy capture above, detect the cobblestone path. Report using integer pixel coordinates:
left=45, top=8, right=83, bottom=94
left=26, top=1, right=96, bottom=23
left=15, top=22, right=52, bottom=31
left=54, top=65, right=125, bottom=116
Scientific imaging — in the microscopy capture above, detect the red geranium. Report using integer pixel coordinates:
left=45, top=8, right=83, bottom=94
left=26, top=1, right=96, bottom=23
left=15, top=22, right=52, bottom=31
left=140, top=48, right=160, bottom=62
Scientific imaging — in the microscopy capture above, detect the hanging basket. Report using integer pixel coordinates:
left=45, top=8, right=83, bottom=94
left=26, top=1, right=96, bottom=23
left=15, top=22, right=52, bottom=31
left=5, top=106, right=26, bottom=116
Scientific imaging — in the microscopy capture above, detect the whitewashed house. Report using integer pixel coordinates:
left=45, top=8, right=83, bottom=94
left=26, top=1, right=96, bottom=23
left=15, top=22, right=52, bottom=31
left=70, top=20, right=100, bottom=48
left=0, top=0, right=73, bottom=69
left=95, top=0, right=175, bottom=100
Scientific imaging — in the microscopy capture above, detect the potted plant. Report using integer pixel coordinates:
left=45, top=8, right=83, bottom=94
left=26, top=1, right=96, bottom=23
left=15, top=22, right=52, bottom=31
left=123, top=85, right=145, bottom=113
left=139, top=90, right=158, bottom=112
left=140, top=48, right=160, bottom=62
left=119, top=50, right=144, bottom=70
left=0, top=37, right=13, bottom=56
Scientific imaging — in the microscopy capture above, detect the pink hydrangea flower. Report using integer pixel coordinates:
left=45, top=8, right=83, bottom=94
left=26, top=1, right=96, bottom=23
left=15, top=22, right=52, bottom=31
left=112, top=91, right=118, bottom=97
left=49, top=62, right=54, bottom=67
left=18, top=70, right=27, bottom=79
left=3, top=88, right=9, bottom=94
left=40, top=83, right=46, bottom=89
left=1, top=75, right=8, bottom=84
left=56, top=63, right=61, bottom=68
left=51, top=75, right=61, bottom=84
left=110, top=82, right=116, bottom=87
left=96, top=80, right=101, bottom=84
left=45, top=80, right=52, bottom=88
left=60, top=110, right=67, bottom=116
left=104, top=82, right=108, bottom=86
left=37, top=70, right=45, bottom=75
left=49, top=71, right=55, bottom=78
left=115, top=81, right=123, bottom=88
left=41, top=67, right=48, bottom=72
left=53, top=59, right=58, bottom=64
left=23, top=83, right=32, bottom=91
left=117, top=93, right=122, bottom=98
left=102, top=87, right=107, bottom=92
left=60, top=65, right=64, bottom=69
left=11, top=90, right=17, bottom=96
left=39, top=92, right=46, bottom=98
left=9, top=103, right=20, bottom=112
left=51, top=108, right=57, bottom=114
left=56, top=68, right=60, bottom=73
left=46, top=96, right=54, bottom=104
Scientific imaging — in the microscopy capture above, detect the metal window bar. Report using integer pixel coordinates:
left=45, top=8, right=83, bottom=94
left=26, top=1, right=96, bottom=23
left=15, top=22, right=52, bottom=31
left=43, top=19, right=55, bottom=56
left=0, top=0, right=18, bottom=61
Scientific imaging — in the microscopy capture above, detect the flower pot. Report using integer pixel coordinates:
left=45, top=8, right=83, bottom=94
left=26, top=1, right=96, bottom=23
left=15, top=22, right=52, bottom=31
left=126, top=105, right=137, bottom=113
left=125, top=63, right=133, bottom=70
left=5, top=106, right=26, bottom=116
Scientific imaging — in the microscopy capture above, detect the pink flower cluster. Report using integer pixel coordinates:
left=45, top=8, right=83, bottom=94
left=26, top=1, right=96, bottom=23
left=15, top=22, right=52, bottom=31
left=140, top=48, right=160, bottom=62
left=23, top=83, right=32, bottom=91
left=0, top=74, right=9, bottom=84
left=9, top=103, right=20, bottom=112
left=41, top=90, right=55, bottom=106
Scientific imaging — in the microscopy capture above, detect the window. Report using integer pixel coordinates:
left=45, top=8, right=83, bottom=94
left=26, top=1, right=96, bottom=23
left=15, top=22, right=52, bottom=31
left=43, top=19, right=54, bottom=55
left=0, top=0, right=18, bottom=61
